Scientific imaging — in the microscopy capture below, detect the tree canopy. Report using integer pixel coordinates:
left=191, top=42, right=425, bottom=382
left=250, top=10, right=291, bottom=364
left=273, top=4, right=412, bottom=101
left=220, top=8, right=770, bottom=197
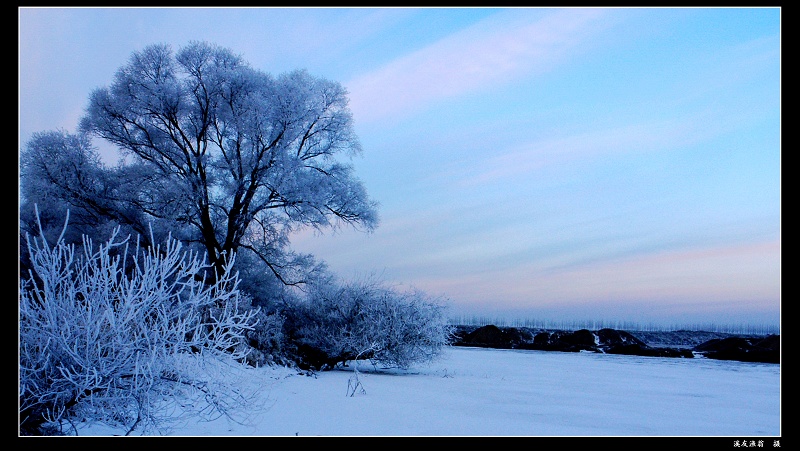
left=22, top=41, right=378, bottom=293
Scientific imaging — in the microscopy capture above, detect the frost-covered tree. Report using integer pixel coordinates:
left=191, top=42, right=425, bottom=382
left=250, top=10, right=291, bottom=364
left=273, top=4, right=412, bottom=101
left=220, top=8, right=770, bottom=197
left=19, top=210, right=259, bottom=436
left=19, top=130, right=159, bottom=277
left=285, top=277, right=454, bottom=371
left=22, top=41, right=378, bottom=299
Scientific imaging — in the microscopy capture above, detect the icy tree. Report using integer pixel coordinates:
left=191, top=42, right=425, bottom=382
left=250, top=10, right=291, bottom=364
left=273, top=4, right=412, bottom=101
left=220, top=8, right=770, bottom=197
left=19, top=210, right=259, bottom=435
left=18, top=130, right=138, bottom=276
left=76, top=41, right=378, bottom=289
left=286, top=277, right=454, bottom=371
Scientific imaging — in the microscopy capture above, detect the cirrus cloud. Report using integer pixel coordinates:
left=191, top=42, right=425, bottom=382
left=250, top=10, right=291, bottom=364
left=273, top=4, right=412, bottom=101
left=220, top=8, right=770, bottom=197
left=346, top=8, right=614, bottom=123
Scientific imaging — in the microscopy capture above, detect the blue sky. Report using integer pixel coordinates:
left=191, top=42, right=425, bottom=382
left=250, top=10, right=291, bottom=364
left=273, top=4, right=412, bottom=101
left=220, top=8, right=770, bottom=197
left=18, top=7, right=781, bottom=328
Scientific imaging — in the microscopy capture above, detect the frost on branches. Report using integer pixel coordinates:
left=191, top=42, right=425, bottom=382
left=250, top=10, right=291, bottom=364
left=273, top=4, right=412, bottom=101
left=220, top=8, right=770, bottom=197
left=287, top=277, right=454, bottom=372
left=19, top=210, right=259, bottom=436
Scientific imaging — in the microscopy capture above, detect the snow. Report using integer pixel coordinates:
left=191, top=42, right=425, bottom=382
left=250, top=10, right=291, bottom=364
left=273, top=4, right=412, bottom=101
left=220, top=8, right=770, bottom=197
left=75, top=345, right=780, bottom=437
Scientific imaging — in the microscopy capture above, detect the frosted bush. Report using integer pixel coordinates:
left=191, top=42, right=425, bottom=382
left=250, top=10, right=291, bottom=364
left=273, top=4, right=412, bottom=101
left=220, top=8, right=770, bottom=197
left=291, top=277, right=453, bottom=371
left=19, top=210, right=259, bottom=435
left=244, top=309, right=286, bottom=366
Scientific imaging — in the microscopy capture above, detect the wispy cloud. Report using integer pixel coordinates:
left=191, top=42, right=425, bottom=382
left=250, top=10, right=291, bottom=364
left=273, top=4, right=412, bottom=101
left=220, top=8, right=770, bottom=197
left=456, top=111, right=725, bottom=187
left=418, top=237, right=781, bottom=309
left=346, top=8, right=612, bottom=123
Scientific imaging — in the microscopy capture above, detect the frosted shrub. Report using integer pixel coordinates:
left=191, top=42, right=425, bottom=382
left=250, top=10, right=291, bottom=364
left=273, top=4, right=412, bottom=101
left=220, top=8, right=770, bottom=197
left=291, top=278, right=453, bottom=371
left=244, top=309, right=286, bottom=366
left=19, top=212, right=258, bottom=435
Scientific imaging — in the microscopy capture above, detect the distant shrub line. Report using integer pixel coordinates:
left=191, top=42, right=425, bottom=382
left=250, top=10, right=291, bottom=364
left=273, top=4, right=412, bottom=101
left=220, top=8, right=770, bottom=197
left=449, top=315, right=779, bottom=335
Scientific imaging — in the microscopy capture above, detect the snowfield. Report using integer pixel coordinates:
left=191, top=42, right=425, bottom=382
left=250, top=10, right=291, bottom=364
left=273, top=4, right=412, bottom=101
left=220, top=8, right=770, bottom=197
left=76, top=345, right=780, bottom=437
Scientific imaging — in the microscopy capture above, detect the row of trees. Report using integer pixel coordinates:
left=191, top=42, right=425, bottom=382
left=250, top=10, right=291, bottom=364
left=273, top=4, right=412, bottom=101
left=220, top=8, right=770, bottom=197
left=19, top=41, right=452, bottom=435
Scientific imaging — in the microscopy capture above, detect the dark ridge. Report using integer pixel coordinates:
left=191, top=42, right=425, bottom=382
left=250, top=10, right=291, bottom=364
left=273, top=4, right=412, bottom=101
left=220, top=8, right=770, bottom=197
left=450, top=324, right=779, bottom=364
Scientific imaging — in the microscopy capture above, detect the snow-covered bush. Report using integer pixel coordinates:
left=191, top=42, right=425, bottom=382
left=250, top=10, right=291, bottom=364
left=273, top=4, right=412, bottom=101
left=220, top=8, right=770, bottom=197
left=286, top=278, right=453, bottom=371
left=244, top=309, right=287, bottom=367
left=19, top=211, right=259, bottom=436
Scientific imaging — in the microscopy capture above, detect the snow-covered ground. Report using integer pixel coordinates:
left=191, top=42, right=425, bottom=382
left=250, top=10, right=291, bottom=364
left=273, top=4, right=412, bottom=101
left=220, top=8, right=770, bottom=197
left=75, top=345, right=780, bottom=437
